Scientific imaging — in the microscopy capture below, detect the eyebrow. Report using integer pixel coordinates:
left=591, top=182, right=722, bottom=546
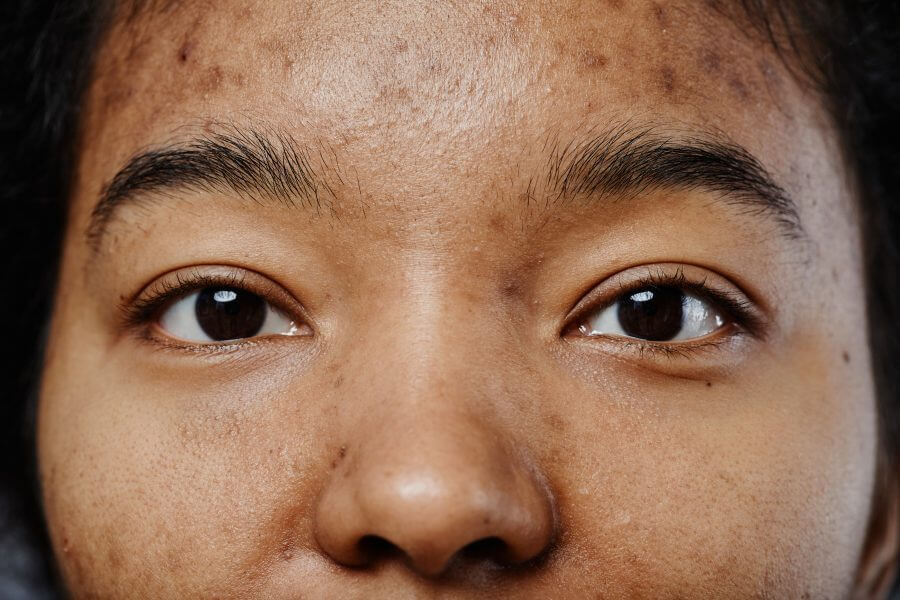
left=543, top=125, right=803, bottom=239
left=87, top=127, right=337, bottom=248
left=87, top=123, right=803, bottom=249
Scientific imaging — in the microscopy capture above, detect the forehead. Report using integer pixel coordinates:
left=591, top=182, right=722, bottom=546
left=87, top=1, right=815, bottom=172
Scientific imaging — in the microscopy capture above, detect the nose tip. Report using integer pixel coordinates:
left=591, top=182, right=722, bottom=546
left=315, top=448, right=556, bottom=577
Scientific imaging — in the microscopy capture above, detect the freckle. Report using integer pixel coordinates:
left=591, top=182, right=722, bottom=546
left=842, top=351, right=851, bottom=364
left=393, top=38, right=409, bottom=53
left=706, top=381, right=712, bottom=388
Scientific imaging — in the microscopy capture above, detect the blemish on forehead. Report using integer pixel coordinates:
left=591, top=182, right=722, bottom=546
left=650, top=2, right=668, bottom=28
left=659, top=66, right=676, bottom=96
left=699, top=49, right=722, bottom=75
left=578, top=50, right=609, bottom=72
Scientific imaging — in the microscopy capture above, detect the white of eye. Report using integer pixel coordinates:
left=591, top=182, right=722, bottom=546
left=158, top=289, right=299, bottom=343
left=579, top=289, right=726, bottom=342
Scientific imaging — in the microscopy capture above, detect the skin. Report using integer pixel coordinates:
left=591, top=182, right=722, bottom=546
left=37, top=0, right=895, bottom=597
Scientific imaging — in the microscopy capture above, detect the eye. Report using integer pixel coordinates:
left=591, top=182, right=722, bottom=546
left=578, top=284, right=726, bottom=342
left=158, top=286, right=299, bottom=343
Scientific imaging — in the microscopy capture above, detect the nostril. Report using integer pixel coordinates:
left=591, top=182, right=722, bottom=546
left=458, top=536, right=509, bottom=565
left=356, top=534, right=402, bottom=566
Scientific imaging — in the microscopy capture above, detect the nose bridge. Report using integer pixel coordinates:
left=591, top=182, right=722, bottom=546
left=313, top=255, right=556, bottom=576
left=364, top=250, right=509, bottom=403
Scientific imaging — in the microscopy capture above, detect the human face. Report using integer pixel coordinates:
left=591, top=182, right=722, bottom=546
left=38, top=1, right=879, bottom=597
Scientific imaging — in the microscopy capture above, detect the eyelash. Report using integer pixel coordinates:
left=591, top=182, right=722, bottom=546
left=122, top=266, right=765, bottom=360
left=566, top=267, right=766, bottom=358
left=120, top=269, right=297, bottom=350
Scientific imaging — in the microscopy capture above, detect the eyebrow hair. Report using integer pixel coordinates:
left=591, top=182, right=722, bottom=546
left=87, top=123, right=804, bottom=250
left=86, top=127, right=336, bottom=248
left=543, top=125, right=803, bottom=239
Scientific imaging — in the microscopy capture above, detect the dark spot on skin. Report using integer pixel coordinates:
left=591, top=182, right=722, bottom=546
left=832, top=267, right=840, bottom=282
left=651, top=2, right=667, bottom=28
left=501, top=281, right=521, bottom=299
left=546, top=412, right=565, bottom=433
left=333, top=375, right=344, bottom=388
left=706, top=381, right=712, bottom=388
left=201, top=65, right=224, bottom=93
left=578, top=50, right=608, bottom=71
left=660, top=66, right=676, bottom=96
left=331, top=445, right=348, bottom=470
left=178, top=40, right=192, bottom=63
left=483, top=516, right=492, bottom=525
left=699, top=49, right=721, bottom=75
left=393, top=38, right=409, bottom=53
left=842, top=351, right=851, bottom=364
left=607, top=0, right=624, bottom=8
left=727, top=76, right=750, bottom=102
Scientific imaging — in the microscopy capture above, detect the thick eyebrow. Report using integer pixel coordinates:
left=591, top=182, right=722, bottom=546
left=86, top=127, right=335, bottom=248
left=542, top=125, right=804, bottom=239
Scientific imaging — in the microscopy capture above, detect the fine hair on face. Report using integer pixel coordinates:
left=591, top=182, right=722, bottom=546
left=1, top=0, right=899, bottom=597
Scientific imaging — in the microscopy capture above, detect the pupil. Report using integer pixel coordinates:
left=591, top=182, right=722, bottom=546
left=195, top=287, right=266, bottom=341
left=616, top=285, right=684, bottom=341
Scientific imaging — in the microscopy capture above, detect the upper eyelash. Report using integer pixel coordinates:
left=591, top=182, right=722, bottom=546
left=572, top=266, right=767, bottom=341
left=120, top=269, right=252, bottom=329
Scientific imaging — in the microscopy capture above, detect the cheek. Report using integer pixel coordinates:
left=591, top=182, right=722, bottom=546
left=37, top=312, right=335, bottom=594
left=548, top=334, right=876, bottom=596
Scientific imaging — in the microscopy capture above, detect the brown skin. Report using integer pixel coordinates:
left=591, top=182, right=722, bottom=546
left=37, top=1, right=897, bottom=597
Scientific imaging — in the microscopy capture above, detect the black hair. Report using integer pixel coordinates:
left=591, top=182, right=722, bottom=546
left=1, top=1, right=898, bottom=596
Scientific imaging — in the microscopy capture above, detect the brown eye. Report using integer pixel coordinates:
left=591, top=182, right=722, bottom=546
left=579, top=285, right=726, bottom=342
left=159, top=287, right=299, bottom=343
left=616, top=286, right=685, bottom=341
left=195, top=287, right=267, bottom=341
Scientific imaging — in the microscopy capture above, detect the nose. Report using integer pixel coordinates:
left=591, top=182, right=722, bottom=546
left=314, top=412, right=556, bottom=577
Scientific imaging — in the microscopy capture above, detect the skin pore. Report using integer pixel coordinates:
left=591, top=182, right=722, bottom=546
left=36, top=0, right=892, bottom=597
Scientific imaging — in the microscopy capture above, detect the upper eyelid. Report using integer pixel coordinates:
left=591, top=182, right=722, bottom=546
left=120, top=266, right=308, bottom=330
left=563, top=265, right=766, bottom=337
